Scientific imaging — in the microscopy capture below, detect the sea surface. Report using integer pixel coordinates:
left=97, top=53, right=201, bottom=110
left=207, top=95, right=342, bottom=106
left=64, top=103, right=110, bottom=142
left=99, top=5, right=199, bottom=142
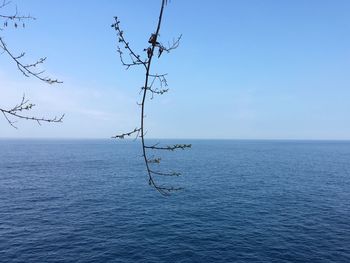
left=0, top=139, right=349, bottom=262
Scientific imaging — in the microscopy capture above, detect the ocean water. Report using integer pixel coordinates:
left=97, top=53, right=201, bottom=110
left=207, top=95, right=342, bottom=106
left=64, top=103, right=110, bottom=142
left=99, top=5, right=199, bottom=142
left=0, top=139, right=349, bottom=262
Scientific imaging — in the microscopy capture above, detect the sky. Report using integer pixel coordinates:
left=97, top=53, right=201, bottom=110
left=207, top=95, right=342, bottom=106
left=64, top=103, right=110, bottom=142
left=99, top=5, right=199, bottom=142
left=0, top=0, right=350, bottom=139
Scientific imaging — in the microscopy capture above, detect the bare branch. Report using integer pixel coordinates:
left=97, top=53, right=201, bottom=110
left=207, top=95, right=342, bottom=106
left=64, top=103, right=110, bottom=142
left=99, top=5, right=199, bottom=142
left=148, top=175, right=183, bottom=196
left=145, top=143, right=192, bottom=151
left=111, top=17, right=147, bottom=69
left=113, top=0, right=189, bottom=195
left=0, top=94, right=64, bottom=129
left=150, top=169, right=181, bottom=176
left=1, top=2, right=64, bottom=128
left=0, top=10, right=34, bottom=21
left=158, top=34, right=182, bottom=57
left=0, top=37, right=62, bottom=84
left=148, top=157, right=161, bottom=164
left=112, top=127, right=141, bottom=139
left=0, top=1, right=35, bottom=30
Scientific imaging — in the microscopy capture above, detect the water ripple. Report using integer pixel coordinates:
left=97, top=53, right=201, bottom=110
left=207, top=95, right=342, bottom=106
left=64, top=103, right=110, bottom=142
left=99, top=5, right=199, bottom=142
left=0, top=140, right=349, bottom=262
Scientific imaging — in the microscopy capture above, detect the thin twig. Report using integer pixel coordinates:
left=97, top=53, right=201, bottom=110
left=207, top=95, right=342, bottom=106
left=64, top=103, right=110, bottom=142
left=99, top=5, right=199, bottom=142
left=0, top=94, right=64, bottom=129
left=1, top=2, right=64, bottom=127
left=0, top=38, right=62, bottom=84
left=112, top=0, right=190, bottom=195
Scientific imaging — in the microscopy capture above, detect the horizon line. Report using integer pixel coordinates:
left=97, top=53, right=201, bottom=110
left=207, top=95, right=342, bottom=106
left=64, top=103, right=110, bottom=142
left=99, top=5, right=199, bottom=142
left=0, top=137, right=350, bottom=141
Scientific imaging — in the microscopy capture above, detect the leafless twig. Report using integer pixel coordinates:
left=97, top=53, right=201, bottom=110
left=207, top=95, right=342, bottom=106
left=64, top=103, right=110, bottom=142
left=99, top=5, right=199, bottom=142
left=111, top=127, right=141, bottom=139
left=0, top=38, right=61, bottom=84
left=112, top=0, right=191, bottom=195
left=0, top=0, right=35, bottom=29
left=0, top=1, right=64, bottom=127
left=0, top=94, right=64, bottom=129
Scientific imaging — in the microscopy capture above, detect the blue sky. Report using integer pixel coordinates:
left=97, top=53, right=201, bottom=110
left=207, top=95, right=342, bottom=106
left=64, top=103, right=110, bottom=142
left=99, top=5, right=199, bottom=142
left=1, top=0, right=349, bottom=139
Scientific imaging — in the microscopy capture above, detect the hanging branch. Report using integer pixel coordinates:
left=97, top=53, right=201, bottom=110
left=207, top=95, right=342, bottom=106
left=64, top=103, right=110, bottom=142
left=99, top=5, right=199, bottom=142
left=0, top=94, right=64, bottom=129
left=0, top=0, right=35, bottom=25
left=0, top=1, right=64, bottom=127
left=112, top=0, right=191, bottom=195
left=0, top=38, right=62, bottom=84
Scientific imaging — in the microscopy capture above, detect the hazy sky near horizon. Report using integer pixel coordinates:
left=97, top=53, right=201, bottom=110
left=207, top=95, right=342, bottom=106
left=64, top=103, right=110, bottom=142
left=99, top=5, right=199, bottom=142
left=1, top=0, right=350, bottom=139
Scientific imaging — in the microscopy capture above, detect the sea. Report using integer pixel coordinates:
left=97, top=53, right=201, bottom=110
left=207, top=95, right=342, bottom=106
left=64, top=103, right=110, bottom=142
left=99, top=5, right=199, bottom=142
left=0, top=139, right=349, bottom=262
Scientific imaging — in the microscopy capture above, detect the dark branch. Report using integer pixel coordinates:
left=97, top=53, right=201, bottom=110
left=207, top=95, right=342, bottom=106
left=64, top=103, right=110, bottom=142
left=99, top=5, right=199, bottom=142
left=0, top=1, right=35, bottom=31
left=145, top=143, right=192, bottom=151
left=158, top=34, right=182, bottom=55
left=148, top=73, right=169, bottom=98
left=111, top=17, right=147, bottom=69
left=0, top=37, right=62, bottom=84
left=150, top=169, right=181, bottom=176
left=112, top=127, right=141, bottom=139
left=148, top=157, right=161, bottom=164
left=0, top=94, right=64, bottom=129
left=1, top=3, right=64, bottom=127
left=113, top=0, right=189, bottom=195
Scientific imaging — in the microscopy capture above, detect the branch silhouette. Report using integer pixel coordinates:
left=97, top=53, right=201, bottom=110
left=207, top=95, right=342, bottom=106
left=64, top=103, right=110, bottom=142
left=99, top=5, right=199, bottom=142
left=112, top=0, right=191, bottom=195
left=0, top=1, right=64, bottom=127
left=0, top=94, right=64, bottom=129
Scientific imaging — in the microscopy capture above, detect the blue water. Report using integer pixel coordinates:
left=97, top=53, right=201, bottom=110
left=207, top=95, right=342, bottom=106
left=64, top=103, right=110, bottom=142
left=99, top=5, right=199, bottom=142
left=0, top=139, right=349, bottom=262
